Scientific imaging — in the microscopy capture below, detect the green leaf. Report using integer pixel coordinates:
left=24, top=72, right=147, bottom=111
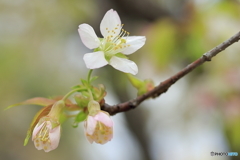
left=5, top=97, right=56, bottom=110
left=76, top=111, right=87, bottom=122
left=81, top=79, right=88, bottom=86
left=71, top=84, right=81, bottom=89
left=72, top=112, right=88, bottom=128
left=24, top=104, right=53, bottom=146
left=126, top=74, right=155, bottom=96
left=126, top=74, right=144, bottom=88
left=90, top=76, right=98, bottom=83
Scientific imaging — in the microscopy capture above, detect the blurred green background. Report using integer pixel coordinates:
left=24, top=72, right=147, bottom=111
left=1, top=0, right=240, bottom=160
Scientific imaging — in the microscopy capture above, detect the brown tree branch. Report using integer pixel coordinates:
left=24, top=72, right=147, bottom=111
left=101, top=31, right=240, bottom=115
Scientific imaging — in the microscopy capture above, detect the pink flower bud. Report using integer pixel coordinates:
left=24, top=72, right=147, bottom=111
left=32, top=120, right=61, bottom=152
left=84, top=111, right=113, bottom=144
left=31, top=101, right=64, bottom=152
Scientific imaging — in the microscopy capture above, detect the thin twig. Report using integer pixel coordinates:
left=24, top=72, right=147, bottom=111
left=101, top=31, right=240, bottom=115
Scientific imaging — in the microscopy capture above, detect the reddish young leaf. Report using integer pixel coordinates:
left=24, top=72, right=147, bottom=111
left=24, top=104, right=53, bottom=146
left=5, top=97, right=56, bottom=110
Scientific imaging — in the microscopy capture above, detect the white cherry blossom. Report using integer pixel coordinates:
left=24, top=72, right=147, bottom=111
left=78, top=9, right=146, bottom=75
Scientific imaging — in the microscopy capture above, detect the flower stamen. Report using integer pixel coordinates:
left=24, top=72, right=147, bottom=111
left=101, top=24, right=131, bottom=56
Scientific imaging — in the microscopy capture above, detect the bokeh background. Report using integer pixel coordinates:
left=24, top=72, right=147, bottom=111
left=1, top=0, right=240, bottom=160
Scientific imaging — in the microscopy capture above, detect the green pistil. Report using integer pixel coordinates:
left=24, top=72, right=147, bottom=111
left=104, top=53, right=112, bottom=62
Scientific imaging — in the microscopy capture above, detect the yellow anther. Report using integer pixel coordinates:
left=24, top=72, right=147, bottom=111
left=106, top=28, right=108, bottom=30
left=42, top=130, right=49, bottom=139
left=121, top=39, right=126, bottom=43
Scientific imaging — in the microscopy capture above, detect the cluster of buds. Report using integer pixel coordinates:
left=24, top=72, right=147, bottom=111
left=27, top=85, right=113, bottom=152
left=30, top=99, right=113, bottom=152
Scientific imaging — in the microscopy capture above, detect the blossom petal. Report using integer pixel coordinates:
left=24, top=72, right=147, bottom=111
left=83, top=51, right=108, bottom=69
left=121, top=36, right=146, bottom=55
left=100, top=9, right=121, bottom=38
left=48, top=125, right=61, bottom=152
left=85, top=116, right=97, bottom=135
left=85, top=134, right=94, bottom=143
left=32, top=122, right=44, bottom=141
left=78, top=23, right=100, bottom=49
left=110, top=56, right=138, bottom=75
left=94, top=111, right=113, bottom=127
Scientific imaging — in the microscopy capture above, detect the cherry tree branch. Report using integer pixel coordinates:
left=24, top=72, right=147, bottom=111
left=101, top=31, right=240, bottom=115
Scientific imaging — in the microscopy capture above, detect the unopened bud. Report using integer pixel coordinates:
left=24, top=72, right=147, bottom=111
left=88, top=100, right=101, bottom=116
left=48, top=100, right=65, bottom=119
left=74, top=94, right=89, bottom=108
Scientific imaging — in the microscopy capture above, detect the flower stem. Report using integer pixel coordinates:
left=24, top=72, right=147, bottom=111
left=86, top=69, right=94, bottom=100
left=87, top=69, right=93, bottom=85
left=62, top=88, right=86, bottom=101
left=88, top=88, right=94, bottom=101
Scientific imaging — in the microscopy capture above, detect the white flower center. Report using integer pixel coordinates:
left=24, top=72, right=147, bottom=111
left=100, top=24, right=130, bottom=60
